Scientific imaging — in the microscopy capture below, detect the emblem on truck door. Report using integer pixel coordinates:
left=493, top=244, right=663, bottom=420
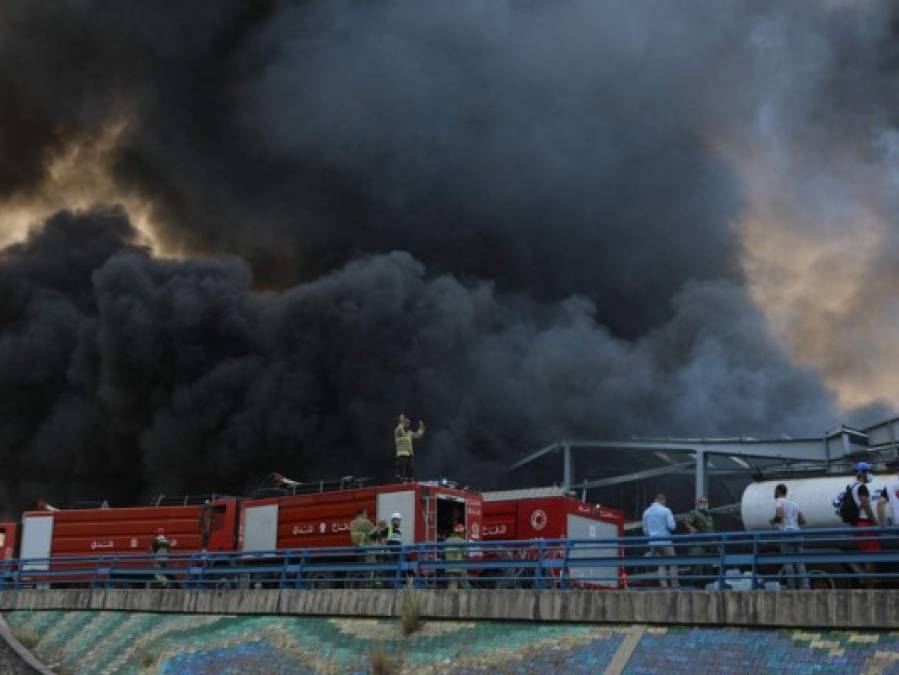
left=530, top=509, right=547, bottom=531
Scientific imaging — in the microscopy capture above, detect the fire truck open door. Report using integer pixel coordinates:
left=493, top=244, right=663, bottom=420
left=435, top=495, right=466, bottom=541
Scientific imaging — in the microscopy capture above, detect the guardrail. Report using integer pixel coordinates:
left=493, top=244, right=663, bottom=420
left=3, top=527, right=899, bottom=591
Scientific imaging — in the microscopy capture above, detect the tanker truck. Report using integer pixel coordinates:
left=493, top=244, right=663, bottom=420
left=740, top=473, right=895, bottom=588
left=741, top=474, right=893, bottom=530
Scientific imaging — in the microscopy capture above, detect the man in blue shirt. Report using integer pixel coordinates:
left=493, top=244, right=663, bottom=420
left=642, top=493, right=679, bottom=588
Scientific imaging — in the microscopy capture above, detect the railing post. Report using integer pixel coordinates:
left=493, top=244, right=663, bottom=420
left=394, top=546, right=404, bottom=590
left=561, top=539, right=571, bottom=590
left=414, top=545, right=424, bottom=590
left=751, top=536, right=759, bottom=589
left=535, top=540, right=545, bottom=590
left=718, top=534, right=726, bottom=589
left=295, top=551, right=306, bottom=590
left=280, top=551, right=290, bottom=590
left=194, top=553, right=203, bottom=591
left=89, top=557, right=98, bottom=590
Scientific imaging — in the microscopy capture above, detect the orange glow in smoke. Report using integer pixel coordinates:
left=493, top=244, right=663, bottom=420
left=0, top=122, right=165, bottom=254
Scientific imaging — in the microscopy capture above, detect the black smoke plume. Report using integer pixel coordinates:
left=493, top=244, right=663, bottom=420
left=1, top=1, right=896, bottom=513
left=0, top=206, right=832, bottom=513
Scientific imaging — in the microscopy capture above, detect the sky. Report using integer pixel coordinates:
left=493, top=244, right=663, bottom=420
left=0, top=0, right=897, bottom=511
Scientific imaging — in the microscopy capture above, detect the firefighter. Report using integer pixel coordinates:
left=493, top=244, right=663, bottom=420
left=684, top=496, right=715, bottom=584
left=35, top=499, right=58, bottom=511
left=150, top=528, right=173, bottom=589
left=386, top=513, right=405, bottom=587
left=368, top=518, right=391, bottom=588
left=152, top=528, right=172, bottom=556
left=387, top=513, right=404, bottom=546
left=395, top=414, right=425, bottom=482
left=371, top=519, right=389, bottom=545
left=351, top=508, right=376, bottom=547
left=349, top=508, right=376, bottom=586
left=444, top=522, right=469, bottom=590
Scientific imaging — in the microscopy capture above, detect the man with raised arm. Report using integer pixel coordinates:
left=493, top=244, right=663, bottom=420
left=394, top=413, right=425, bottom=482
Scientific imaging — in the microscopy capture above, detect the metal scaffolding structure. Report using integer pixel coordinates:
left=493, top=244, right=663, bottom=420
left=510, top=425, right=876, bottom=508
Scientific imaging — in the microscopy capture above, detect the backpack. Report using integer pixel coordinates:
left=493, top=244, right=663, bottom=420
left=837, top=484, right=859, bottom=524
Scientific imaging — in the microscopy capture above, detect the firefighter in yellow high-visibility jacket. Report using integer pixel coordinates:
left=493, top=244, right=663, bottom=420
left=444, top=522, right=469, bottom=590
left=395, top=414, right=425, bottom=482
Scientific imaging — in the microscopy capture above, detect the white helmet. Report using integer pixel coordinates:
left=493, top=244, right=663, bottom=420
left=391, top=512, right=402, bottom=520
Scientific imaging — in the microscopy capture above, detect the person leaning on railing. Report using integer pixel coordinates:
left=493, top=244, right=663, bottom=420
left=642, top=493, right=679, bottom=589
left=849, top=462, right=880, bottom=588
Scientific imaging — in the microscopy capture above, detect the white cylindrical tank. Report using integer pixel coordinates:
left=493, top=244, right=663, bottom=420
left=741, top=475, right=891, bottom=530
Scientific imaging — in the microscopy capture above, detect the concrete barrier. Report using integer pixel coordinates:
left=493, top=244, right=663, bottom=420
left=2, top=589, right=898, bottom=628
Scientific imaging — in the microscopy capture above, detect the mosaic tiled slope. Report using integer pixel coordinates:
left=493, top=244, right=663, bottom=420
left=5, top=611, right=899, bottom=674
left=5, top=612, right=624, bottom=674
left=625, top=626, right=899, bottom=674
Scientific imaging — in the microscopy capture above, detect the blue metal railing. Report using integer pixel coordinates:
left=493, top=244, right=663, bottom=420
left=3, top=526, right=899, bottom=591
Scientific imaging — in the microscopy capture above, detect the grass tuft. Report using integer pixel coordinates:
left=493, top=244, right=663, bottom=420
left=140, top=648, right=159, bottom=669
left=369, top=645, right=399, bottom=674
left=400, top=588, right=421, bottom=637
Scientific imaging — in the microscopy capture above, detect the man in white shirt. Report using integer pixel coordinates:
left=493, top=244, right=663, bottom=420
left=770, top=483, right=810, bottom=590
left=642, top=493, right=679, bottom=589
left=878, top=462, right=899, bottom=526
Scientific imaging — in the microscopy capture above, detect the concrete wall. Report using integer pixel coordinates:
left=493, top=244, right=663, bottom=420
left=1, top=589, right=898, bottom=628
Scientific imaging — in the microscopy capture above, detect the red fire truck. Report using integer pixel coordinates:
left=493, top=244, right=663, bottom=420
left=238, top=479, right=483, bottom=587
left=2, top=477, right=483, bottom=587
left=239, top=480, right=481, bottom=551
left=18, top=498, right=239, bottom=563
left=481, top=487, right=624, bottom=588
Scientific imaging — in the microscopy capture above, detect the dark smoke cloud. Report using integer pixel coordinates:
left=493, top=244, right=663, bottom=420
left=1, top=1, right=896, bottom=512
left=0, top=0, right=751, bottom=337
left=0, top=207, right=832, bottom=513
